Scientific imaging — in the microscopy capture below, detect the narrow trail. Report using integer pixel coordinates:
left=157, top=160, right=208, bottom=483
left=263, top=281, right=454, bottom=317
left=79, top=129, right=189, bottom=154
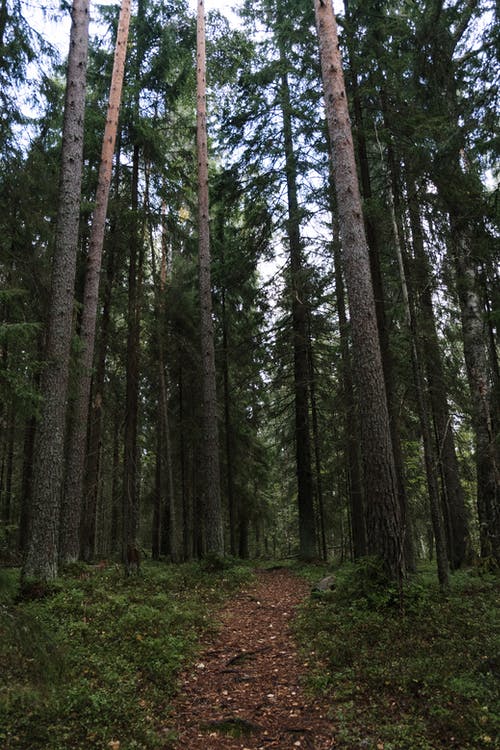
left=166, top=568, right=335, bottom=749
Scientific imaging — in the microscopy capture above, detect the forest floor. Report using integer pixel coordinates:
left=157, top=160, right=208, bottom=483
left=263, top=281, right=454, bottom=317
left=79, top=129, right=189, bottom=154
left=1, top=560, right=498, bottom=750
left=166, top=567, right=335, bottom=749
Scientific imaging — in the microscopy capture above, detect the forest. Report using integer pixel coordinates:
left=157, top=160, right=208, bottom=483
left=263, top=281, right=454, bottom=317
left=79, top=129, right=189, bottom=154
left=0, top=0, right=499, bottom=747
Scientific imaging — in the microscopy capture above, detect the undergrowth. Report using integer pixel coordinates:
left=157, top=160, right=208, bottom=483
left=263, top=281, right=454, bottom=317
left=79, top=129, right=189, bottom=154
left=0, top=560, right=253, bottom=749
left=294, top=558, right=500, bottom=749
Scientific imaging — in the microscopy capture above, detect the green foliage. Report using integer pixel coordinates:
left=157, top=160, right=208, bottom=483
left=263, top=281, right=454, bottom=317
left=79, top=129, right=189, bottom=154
left=0, top=561, right=253, bottom=749
left=294, top=563, right=500, bottom=749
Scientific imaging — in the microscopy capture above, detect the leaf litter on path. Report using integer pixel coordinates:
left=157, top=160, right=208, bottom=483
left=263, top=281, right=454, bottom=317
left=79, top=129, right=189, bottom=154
left=163, top=568, right=335, bottom=749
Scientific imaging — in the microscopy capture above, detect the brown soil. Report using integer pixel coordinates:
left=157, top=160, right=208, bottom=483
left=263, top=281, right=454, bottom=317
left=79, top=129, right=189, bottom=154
left=165, top=568, right=335, bottom=749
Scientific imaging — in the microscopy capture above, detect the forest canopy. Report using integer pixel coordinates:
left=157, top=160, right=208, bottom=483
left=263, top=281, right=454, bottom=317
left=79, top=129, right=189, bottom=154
left=0, top=0, right=498, bottom=585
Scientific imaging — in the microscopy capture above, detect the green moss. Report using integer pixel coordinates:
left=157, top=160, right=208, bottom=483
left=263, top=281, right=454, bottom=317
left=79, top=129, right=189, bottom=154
left=294, top=562, right=500, bottom=750
left=0, top=560, right=253, bottom=750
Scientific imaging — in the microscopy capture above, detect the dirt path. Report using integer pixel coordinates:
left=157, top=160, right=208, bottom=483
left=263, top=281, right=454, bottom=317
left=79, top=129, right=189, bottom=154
left=166, top=568, right=335, bottom=749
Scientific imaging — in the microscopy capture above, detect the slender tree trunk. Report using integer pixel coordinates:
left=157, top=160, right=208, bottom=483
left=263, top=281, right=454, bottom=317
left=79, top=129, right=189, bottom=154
left=59, top=0, right=131, bottom=564
left=18, top=415, right=36, bottom=554
left=307, top=320, right=327, bottom=561
left=80, top=234, right=116, bottom=561
left=314, top=0, right=403, bottom=580
left=238, top=509, right=249, bottom=560
left=414, top=8, right=498, bottom=560
left=449, top=219, right=500, bottom=561
left=22, top=0, right=90, bottom=583
left=343, top=11, right=414, bottom=570
left=178, top=365, right=194, bottom=561
left=388, top=173, right=449, bottom=588
left=196, top=0, right=223, bottom=556
left=149, top=201, right=179, bottom=562
left=80, top=137, right=122, bottom=561
left=279, top=48, right=315, bottom=561
left=152, top=426, right=162, bottom=560
left=326, top=137, right=366, bottom=559
left=215, top=206, right=237, bottom=556
left=110, top=408, right=121, bottom=554
left=123, top=142, right=143, bottom=565
left=333, top=236, right=366, bottom=558
left=1, top=413, right=14, bottom=549
left=406, top=174, right=470, bottom=568
left=221, top=283, right=237, bottom=557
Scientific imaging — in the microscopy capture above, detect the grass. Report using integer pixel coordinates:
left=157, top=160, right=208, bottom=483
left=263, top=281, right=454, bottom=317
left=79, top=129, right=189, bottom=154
left=0, top=559, right=253, bottom=750
left=293, top=558, right=500, bottom=750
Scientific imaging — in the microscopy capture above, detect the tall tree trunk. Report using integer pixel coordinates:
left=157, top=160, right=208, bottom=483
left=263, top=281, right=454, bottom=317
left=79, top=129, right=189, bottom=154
left=59, top=0, right=131, bottom=564
left=80, top=232, right=116, bottom=561
left=1, top=411, right=14, bottom=549
left=343, top=5, right=414, bottom=570
left=123, top=142, right=143, bottom=564
left=81, top=136, right=123, bottom=562
left=196, top=0, right=223, bottom=556
left=415, top=2, right=498, bottom=560
left=178, top=365, right=193, bottom=561
left=279, top=46, right=315, bottom=562
left=406, top=174, right=470, bottom=568
left=22, top=0, right=90, bottom=583
left=314, top=0, right=403, bottom=581
left=333, top=234, right=366, bottom=558
left=18, top=415, right=36, bottom=554
left=388, top=171, right=449, bottom=588
left=110, top=407, right=121, bottom=554
left=327, top=163, right=365, bottom=558
left=149, top=198, right=179, bottom=562
left=221, top=273, right=237, bottom=557
left=152, top=426, right=162, bottom=560
left=222, top=300, right=237, bottom=556
left=449, top=218, right=499, bottom=561
left=307, top=319, right=327, bottom=561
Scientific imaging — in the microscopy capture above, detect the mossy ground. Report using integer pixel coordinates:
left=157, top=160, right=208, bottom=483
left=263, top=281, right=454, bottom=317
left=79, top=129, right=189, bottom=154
left=293, top=559, right=500, bottom=750
left=1, top=558, right=498, bottom=750
left=0, top=560, right=253, bottom=750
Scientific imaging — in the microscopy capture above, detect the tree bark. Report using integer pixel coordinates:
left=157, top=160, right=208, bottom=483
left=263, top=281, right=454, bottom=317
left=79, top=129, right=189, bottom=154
left=343, top=6, right=414, bottom=571
left=415, top=0, right=498, bottom=561
left=307, top=322, right=327, bottom=561
left=278, top=43, right=316, bottom=562
left=152, top=426, right=162, bottom=560
left=149, top=199, right=179, bottom=562
left=406, top=174, right=470, bottom=568
left=327, top=156, right=365, bottom=558
left=314, top=0, right=403, bottom=580
left=333, top=233, right=366, bottom=558
left=59, top=0, right=131, bottom=564
left=218, top=221, right=237, bottom=557
left=22, top=0, right=90, bottom=583
left=388, top=171, right=449, bottom=588
left=196, top=0, right=224, bottom=556
left=450, top=220, right=500, bottom=561
left=122, top=142, right=143, bottom=565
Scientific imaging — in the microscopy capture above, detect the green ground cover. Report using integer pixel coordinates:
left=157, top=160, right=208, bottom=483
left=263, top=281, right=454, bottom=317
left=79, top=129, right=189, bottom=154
left=0, top=560, right=252, bottom=750
left=2, top=558, right=498, bottom=750
left=294, top=559, right=500, bottom=750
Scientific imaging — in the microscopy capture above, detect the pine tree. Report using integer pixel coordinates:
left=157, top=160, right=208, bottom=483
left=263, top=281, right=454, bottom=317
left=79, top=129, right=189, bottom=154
left=197, top=0, right=224, bottom=556
left=59, top=0, right=131, bottom=565
left=314, top=0, right=403, bottom=580
left=22, top=0, right=90, bottom=583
